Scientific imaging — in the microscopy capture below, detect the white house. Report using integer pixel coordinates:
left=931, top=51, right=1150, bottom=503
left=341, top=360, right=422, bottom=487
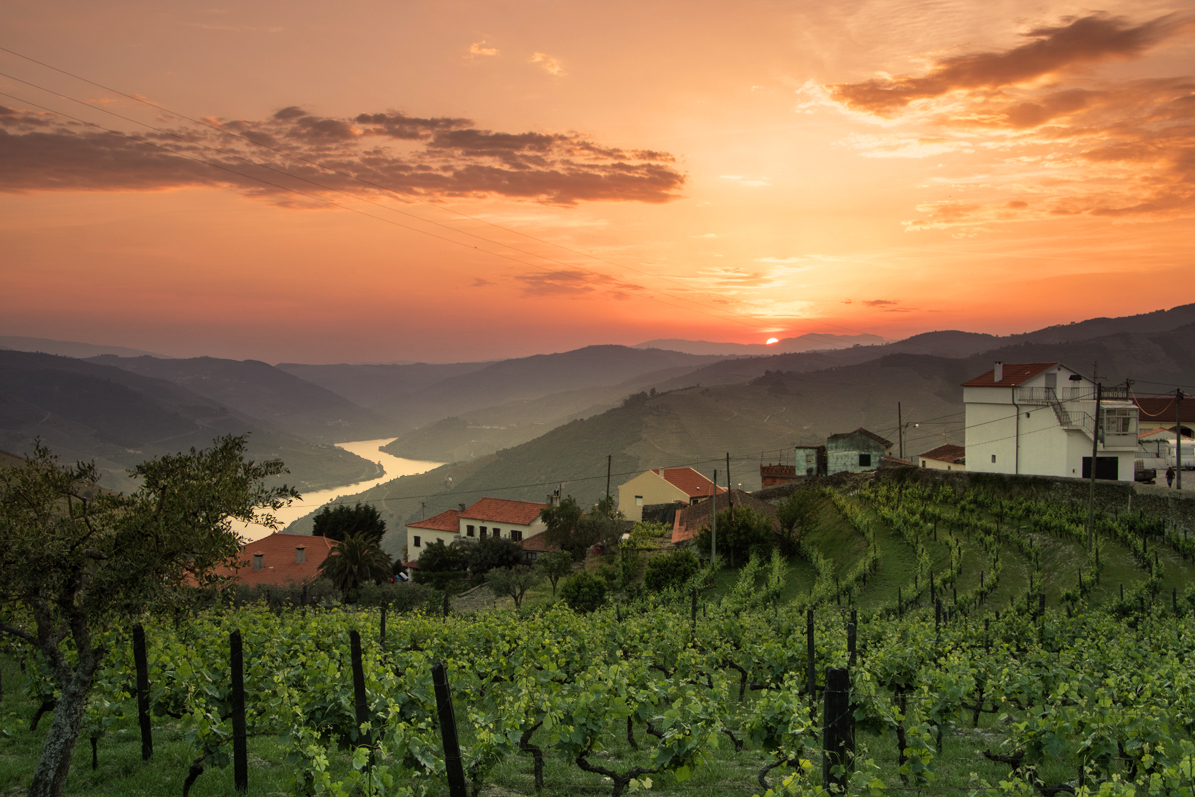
left=457, top=497, right=548, bottom=544
left=403, top=509, right=461, bottom=564
left=918, top=443, right=966, bottom=471
left=963, top=362, right=1138, bottom=482
left=617, top=467, right=725, bottom=522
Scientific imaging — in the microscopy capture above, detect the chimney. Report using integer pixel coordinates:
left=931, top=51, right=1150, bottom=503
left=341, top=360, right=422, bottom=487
left=295, top=546, right=306, bottom=564
left=459, top=503, right=466, bottom=513
left=253, top=553, right=264, bottom=571
left=993, top=362, right=1004, bottom=383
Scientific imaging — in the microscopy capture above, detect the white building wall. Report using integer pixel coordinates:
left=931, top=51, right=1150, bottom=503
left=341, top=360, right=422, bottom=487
left=405, top=527, right=458, bottom=563
left=964, top=402, right=1018, bottom=474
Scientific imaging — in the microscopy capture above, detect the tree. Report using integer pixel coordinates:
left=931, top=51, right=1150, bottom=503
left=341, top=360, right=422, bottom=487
left=776, top=488, right=820, bottom=556
left=486, top=565, right=542, bottom=610
left=0, top=437, right=296, bottom=797
left=541, top=495, right=583, bottom=550
left=312, top=502, right=386, bottom=545
left=693, top=505, right=776, bottom=566
left=415, top=539, right=469, bottom=573
left=534, top=550, right=575, bottom=597
left=644, top=549, right=700, bottom=592
left=541, top=494, right=625, bottom=557
left=317, top=533, right=394, bottom=598
left=468, top=536, right=524, bottom=576
left=560, top=571, right=607, bottom=613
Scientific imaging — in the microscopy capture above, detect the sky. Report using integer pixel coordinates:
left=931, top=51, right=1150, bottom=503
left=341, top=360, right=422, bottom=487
left=2, top=0, right=1193, bottom=363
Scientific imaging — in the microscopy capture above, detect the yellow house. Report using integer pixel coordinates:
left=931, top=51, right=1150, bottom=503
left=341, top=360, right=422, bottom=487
left=617, top=467, right=725, bottom=522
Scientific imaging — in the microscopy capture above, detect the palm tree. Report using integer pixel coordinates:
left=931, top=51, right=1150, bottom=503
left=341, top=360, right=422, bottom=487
left=317, top=533, right=393, bottom=597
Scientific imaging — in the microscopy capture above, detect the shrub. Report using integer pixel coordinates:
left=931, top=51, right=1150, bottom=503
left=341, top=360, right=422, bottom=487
left=356, top=581, right=442, bottom=613
left=560, top=571, right=607, bottom=613
left=644, top=549, right=700, bottom=592
left=468, top=536, right=524, bottom=576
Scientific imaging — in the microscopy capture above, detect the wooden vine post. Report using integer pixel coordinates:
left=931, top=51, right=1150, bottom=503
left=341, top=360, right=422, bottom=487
left=133, top=622, right=153, bottom=761
left=230, top=629, right=248, bottom=793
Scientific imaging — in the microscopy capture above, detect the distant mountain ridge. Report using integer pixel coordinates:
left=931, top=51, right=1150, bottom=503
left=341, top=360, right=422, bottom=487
left=0, top=335, right=170, bottom=359
left=87, top=355, right=392, bottom=443
left=634, top=332, right=885, bottom=356
left=0, top=350, right=378, bottom=493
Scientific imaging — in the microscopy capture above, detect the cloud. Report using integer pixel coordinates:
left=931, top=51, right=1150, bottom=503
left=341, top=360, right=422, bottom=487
left=863, top=299, right=898, bottom=307
left=815, top=13, right=1195, bottom=227
left=756, top=256, right=806, bottom=264
left=513, top=270, right=639, bottom=299
left=0, top=104, right=684, bottom=206
left=530, top=52, right=565, bottom=76
left=469, top=41, right=499, bottom=57
left=828, top=13, right=1182, bottom=116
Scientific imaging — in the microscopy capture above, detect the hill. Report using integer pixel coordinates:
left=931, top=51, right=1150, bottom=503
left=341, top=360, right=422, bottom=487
left=633, top=332, right=885, bottom=356
left=0, top=334, right=170, bottom=359
left=276, top=360, right=492, bottom=408
left=88, top=355, right=393, bottom=443
left=366, top=345, right=729, bottom=431
left=302, top=323, right=1195, bottom=554
left=0, top=350, right=378, bottom=493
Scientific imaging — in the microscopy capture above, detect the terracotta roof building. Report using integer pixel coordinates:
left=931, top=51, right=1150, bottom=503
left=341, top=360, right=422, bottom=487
left=517, top=530, right=560, bottom=562
left=918, top=444, right=966, bottom=471
left=961, top=362, right=1059, bottom=388
left=214, top=532, right=335, bottom=587
left=963, top=361, right=1138, bottom=482
left=672, top=489, right=779, bottom=544
left=618, top=467, right=726, bottom=522
left=404, top=509, right=460, bottom=565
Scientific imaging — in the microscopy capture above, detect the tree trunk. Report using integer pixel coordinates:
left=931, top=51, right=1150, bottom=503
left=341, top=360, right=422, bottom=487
left=27, top=653, right=99, bottom=797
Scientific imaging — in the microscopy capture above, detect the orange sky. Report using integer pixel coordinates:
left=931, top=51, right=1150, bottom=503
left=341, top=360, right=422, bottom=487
left=2, top=1, right=1193, bottom=363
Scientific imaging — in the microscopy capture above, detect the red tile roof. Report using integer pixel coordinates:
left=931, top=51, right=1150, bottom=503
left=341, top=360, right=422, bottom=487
left=407, top=509, right=460, bottom=533
left=672, top=490, right=778, bottom=544
left=880, top=455, right=916, bottom=468
left=518, top=531, right=559, bottom=553
left=919, top=444, right=966, bottom=464
left=461, top=497, right=547, bottom=525
left=652, top=467, right=726, bottom=498
left=962, top=362, right=1058, bottom=388
left=1134, top=396, right=1195, bottom=424
left=214, top=532, right=334, bottom=587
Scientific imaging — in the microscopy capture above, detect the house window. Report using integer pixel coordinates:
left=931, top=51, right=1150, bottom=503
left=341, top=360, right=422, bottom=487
left=480, top=527, right=487, bottom=539
left=413, top=536, right=421, bottom=547
left=492, top=528, right=500, bottom=539
left=511, top=529, right=523, bottom=542
left=991, top=454, right=997, bottom=463
left=635, top=495, right=643, bottom=507
left=1104, top=408, right=1136, bottom=435
left=253, top=553, right=264, bottom=571
left=858, top=453, right=871, bottom=467
left=921, top=461, right=926, bottom=468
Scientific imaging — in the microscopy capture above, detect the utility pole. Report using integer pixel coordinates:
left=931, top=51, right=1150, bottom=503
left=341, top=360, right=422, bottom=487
left=726, top=452, right=732, bottom=518
left=898, top=402, right=903, bottom=459
left=1086, top=381, right=1103, bottom=552
left=606, top=454, right=612, bottom=506
left=711, top=469, right=717, bottom=567
left=1178, top=390, right=1185, bottom=491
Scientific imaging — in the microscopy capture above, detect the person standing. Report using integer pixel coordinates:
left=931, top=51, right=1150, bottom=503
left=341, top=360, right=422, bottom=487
left=1166, top=465, right=1175, bottom=488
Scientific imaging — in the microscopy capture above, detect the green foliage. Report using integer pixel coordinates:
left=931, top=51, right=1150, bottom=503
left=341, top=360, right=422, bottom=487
left=486, top=565, right=542, bottom=609
left=624, top=520, right=671, bottom=550
left=468, top=536, right=524, bottom=576
left=693, top=505, right=776, bottom=565
left=354, top=581, right=442, bottom=613
left=644, top=549, right=700, bottom=592
left=414, top=539, right=470, bottom=572
left=560, top=570, right=607, bottom=612
left=0, top=435, right=296, bottom=797
left=312, top=502, right=386, bottom=545
left=543, top=493, right=625, bottom=557
left=541, top=495, right=584, bottom=550
left=317, top=533, right=394, bottom=598
left=534, top=549, right=575, bottom=596
left=776, top=488, right=820, bottom=556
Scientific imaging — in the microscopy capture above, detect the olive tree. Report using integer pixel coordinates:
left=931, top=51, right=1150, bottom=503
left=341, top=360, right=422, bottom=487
left=0, top=436, right=297, bottom=797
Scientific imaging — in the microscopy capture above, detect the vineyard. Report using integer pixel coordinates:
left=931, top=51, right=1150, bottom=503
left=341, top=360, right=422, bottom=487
left=5, top=476, right=1195, bottom=797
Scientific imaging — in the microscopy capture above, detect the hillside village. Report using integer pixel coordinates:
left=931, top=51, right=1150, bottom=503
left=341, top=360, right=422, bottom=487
left=229, top=359, right=1194, bottom=601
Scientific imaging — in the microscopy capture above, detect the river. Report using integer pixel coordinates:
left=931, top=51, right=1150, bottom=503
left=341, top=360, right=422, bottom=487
left=234, top=438, right=443, bottom=542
